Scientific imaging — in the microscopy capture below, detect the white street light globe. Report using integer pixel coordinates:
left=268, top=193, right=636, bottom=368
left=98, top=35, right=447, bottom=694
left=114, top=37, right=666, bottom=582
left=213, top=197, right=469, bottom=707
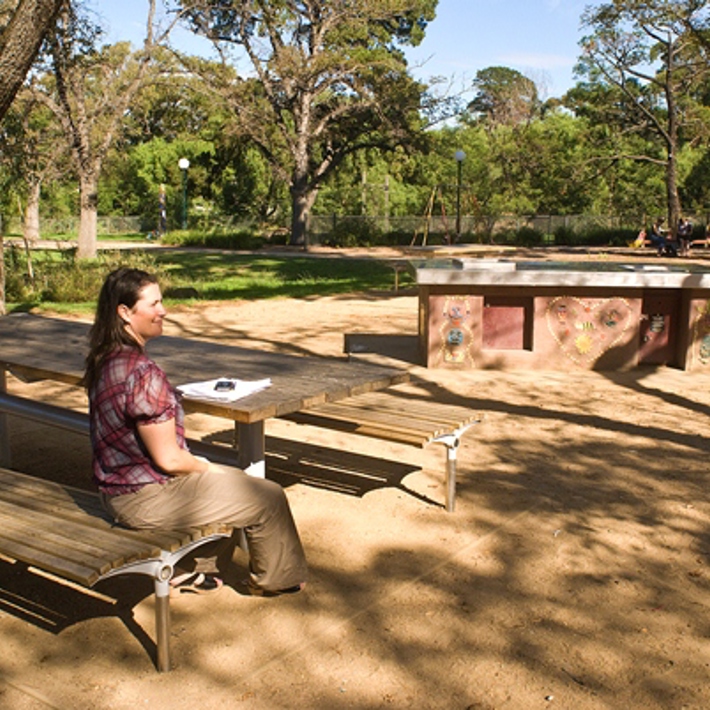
left=454, top=150, right=466, bottom=162
left=178, top=158, right=190, bottom=170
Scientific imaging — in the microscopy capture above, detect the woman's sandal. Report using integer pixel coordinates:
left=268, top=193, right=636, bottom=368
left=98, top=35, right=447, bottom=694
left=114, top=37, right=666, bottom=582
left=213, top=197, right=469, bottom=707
left=242, top=581, right=305, bottom=598
left=170, top=572, right=223, bottom=595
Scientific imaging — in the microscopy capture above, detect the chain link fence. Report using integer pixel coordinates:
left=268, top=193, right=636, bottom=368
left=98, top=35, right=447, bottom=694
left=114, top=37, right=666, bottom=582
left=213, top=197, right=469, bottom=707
left=3, top=212, right=710, bottom=244
left=1, top=216, right=143, bottom=237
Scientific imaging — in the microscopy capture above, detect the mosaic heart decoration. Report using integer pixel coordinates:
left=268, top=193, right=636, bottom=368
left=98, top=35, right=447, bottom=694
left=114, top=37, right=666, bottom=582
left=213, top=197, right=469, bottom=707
left=693, top=301, right=710, bottom=365
left=545, top=296, right=633, bottom=366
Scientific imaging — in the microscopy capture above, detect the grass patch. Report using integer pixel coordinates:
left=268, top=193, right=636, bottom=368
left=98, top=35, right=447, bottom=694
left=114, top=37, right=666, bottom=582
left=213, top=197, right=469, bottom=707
left=154, top=251, right=408, bottom=301
left=3, top=247, right=413, bottom=312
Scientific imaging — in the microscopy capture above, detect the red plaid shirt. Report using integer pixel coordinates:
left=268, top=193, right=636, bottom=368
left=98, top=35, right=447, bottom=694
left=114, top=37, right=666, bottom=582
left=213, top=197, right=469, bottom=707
left=90, top=346, right=187, bottom=495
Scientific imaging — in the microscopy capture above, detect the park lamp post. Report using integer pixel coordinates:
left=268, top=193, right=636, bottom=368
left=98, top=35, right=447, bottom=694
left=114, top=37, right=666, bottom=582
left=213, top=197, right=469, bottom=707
left=178, top=157, right=190, bottom=230
left=454, top=149, right=466, bottom=241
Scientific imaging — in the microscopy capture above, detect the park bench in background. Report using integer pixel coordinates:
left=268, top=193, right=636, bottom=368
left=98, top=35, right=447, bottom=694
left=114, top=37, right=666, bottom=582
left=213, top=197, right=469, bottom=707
left=280, top=387, right=481, bottom=512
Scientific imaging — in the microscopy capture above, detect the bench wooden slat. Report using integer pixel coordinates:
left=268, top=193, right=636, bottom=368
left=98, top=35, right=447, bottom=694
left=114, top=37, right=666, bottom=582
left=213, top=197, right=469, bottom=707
left=0, top=469, right=232, bottom=584
left=0, top=533, right=106, bottom=586
left=285, top=409, right=433, bottom=446
left=0, top=469, right=216, bottom=553
left=285, top=395, right=480, bottom=448
left=279, top=388, right=482, bottom=512
left=0, top=513, right=119, bottom=584
left=0, top=468, right=235, bottom=672
left=329, top=392, right=476, bottom=419
left=0, top=478, right=113, bottom=524
left=322, top=391, right=477, bottom=421
left=0, top=498, right=167, bottom=585
left=0, top=504, right=155, bottom=576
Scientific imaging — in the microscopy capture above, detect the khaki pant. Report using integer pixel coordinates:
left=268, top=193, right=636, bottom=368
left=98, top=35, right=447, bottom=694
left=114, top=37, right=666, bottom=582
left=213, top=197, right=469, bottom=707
left=103, top=468, right=307, bottom=591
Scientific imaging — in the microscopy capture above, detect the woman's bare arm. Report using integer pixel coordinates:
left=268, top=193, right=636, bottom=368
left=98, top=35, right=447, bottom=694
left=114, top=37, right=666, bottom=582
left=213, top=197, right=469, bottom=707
left=137, top=418, right=209, bottom=476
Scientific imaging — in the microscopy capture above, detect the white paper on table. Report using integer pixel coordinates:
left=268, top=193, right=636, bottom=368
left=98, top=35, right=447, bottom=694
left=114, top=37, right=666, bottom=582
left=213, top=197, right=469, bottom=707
left=177, top=377, right=272, bottom=402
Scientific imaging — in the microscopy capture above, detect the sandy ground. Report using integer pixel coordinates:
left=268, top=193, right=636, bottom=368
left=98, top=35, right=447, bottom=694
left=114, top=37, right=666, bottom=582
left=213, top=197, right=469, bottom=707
left=1, top=246, right=709, bottom=709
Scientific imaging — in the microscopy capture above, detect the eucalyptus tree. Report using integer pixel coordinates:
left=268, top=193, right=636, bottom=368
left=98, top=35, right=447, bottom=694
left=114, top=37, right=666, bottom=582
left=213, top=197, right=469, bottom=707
left=468, top=66, right=541, bottom=127
left=98, top=48, right=283, bottom=228
left=0, top=0, right=68, bottom=313
left=576, top=0, right=710, bottom=234
left=178, top=0, right=437, bottom=248
left=0, top=87, right=70, bottom=240
left=32, top=0, right=166, bottom=257
left=0, top=0, right=66, bottom=120
left=461, top=68, right=593, bottom=234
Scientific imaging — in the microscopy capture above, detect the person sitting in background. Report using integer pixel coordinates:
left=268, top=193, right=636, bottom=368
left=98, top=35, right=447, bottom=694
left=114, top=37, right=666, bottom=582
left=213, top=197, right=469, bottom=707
left=632, top=227, right=647, bottom=248
left=649, top=218, right=677, bottom=257
left=678, top=218, right=693, bottom=257
left=82, top=267, right=308, bottom=596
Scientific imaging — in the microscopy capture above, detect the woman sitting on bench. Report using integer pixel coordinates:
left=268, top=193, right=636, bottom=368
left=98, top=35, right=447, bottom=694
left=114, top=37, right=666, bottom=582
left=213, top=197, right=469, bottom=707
left=82, top=267, right=308, bottom=596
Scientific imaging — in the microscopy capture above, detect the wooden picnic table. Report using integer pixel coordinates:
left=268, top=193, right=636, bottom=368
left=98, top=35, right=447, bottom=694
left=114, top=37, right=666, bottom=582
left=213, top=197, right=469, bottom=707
left=0, top=313, right=409, bottom=475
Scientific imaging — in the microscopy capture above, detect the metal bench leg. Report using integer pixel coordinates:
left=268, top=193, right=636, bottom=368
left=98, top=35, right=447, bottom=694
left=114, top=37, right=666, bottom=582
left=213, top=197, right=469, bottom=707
left=0, top=369, right=10, bottom=468
left=154, top=574, right=172, bottom=672
left=431, top=433, right=459, bottom=513
left=445, top=440, right=458, bottom=513
left=433, top=420, right=481, bottom=513
left=97, top=534, right=230, bottom=672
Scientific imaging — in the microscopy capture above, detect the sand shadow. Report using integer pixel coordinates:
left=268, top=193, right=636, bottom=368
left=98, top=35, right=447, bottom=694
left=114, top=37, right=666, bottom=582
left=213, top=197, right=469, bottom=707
left=202, top=430, right=441, bottom=509
left=0, top=558, right=157, bottom=664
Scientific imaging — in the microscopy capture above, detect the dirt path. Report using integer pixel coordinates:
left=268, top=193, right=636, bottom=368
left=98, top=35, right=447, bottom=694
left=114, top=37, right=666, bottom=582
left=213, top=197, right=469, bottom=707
left=1, top=254, right=709, bottom=709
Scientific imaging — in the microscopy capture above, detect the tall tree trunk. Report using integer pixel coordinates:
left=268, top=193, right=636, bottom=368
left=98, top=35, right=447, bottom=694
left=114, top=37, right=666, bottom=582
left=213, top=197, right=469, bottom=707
left=77, top=174, right=98, bottom=259
left=289, top=190, right=319, bottom=250
left=290, top=190, right=308, bottom=248
left=666, top=155, right=681, bottom=236
left=0, top=0, right=65, bottom=120
left=0, top=228, right=5, bottom=316
left=24, top=179, right=41, bottom=242
left=664, top=57, right=681, bottom=236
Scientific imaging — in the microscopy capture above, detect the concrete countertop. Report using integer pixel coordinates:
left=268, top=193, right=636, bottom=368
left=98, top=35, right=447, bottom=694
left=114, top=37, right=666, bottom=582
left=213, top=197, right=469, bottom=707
left=415, top=259, right=710, bottom=289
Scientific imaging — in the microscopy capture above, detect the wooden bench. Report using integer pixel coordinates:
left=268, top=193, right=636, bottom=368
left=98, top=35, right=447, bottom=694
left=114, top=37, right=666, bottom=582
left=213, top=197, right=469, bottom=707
left=0, top=392, right=233, bottom=672
left=281, top=389, right=481, bottom=512
left=0, top=468, right=230, bottom=672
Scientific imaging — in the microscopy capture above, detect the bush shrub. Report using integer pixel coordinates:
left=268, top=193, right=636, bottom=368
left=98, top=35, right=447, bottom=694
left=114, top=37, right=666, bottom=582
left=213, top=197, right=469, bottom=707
left=162, top=227, right=263, bottom=250
left=3, top=248, right=168, bottom=306
left=513, top=227, right=545, bottom=247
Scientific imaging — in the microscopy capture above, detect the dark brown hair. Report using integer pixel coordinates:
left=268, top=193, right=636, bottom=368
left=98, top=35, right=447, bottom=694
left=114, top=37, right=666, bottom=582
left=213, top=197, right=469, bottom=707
left=82, top=267, right=158, bottom=393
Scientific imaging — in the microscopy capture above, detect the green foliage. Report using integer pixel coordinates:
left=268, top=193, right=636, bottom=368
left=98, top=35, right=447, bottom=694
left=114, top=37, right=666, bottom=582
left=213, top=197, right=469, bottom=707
left=581, top=227, right=636, bottom=247
left=552, top=226, right=580, bottom=246
left=3, top=248, right=167, bottom=309
left=326, top=217, right=383, bottom=247
left=179, top=0, right=437, bottom=244
left=513, top=227, right=545, bottom=247
left=468, top=66, right=540, bottom=125
left=2, top=246, right=412, bottom=310
left=161, top=227, right=266, bottom=250
left=574, top=0, right=710, bottom=230
left=3, top=3, right=710, bottom=244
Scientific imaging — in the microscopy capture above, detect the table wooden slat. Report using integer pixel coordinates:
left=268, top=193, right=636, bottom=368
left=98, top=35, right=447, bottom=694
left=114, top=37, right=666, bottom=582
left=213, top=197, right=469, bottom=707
left=0, top=313, right=409, bottom=424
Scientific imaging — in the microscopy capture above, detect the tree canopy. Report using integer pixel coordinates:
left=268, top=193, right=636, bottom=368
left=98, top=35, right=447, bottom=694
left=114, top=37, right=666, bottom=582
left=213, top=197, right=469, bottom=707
left=178, top=0, right=437, bottom=246
left=468, top=66, right=540, bottom=127
left=2, top=0, right=710, bottom=252
left=575, top=0, right=710, bottom=233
